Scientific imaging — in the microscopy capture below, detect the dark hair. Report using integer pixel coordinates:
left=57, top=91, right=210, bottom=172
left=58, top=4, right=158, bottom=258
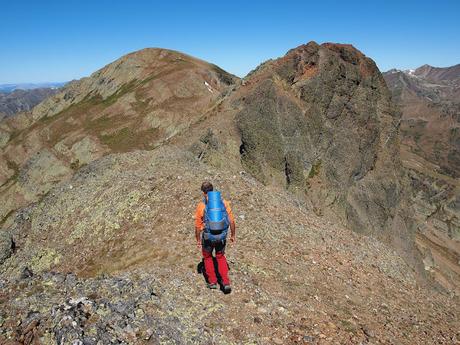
left=201, top=181, right=213, bottom=194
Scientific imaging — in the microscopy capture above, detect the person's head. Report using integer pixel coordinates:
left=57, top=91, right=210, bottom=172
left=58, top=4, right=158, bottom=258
left=201, top=181, right=213, bottom=195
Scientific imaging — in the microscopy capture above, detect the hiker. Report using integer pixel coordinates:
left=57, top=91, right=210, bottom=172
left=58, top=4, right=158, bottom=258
left=195, top=181, right=236, bottom=293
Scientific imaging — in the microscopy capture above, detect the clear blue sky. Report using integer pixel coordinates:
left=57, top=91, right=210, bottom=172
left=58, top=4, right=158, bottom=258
left=0, top=0, right=459, bottom=83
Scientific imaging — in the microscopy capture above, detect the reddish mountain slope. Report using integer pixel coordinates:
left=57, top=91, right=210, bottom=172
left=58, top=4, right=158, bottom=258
left=384, top=65, right=460, bottom=293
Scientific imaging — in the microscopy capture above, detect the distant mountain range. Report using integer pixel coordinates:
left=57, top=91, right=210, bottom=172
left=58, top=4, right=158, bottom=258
left=0, top=82, right=67, bottom=93
left=383, top=64, right=460, bottom=177
left=386, top=64, right=460, bottom=84
left=0, top=87, right=62, bottom=120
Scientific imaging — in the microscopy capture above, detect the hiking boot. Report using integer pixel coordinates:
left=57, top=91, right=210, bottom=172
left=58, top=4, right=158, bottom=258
left=223, top=285, right=232, bottom=294
left=207, top=283, right=218, bottom=289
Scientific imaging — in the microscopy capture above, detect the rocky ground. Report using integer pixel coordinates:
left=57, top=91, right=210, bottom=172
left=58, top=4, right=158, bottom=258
left=1, top=147, right=459, bottom=344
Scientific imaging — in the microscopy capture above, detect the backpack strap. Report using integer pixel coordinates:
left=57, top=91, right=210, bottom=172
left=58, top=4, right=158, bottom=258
left=202, top=198, right=209, bottom=232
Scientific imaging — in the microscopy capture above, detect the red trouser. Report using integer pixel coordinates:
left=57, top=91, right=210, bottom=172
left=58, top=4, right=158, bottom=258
left=202, top=239, right=230, bottom=286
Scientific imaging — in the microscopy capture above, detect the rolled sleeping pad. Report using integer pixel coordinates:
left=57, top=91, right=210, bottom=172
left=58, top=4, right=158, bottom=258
left=207, top=191, right=223, bottom=222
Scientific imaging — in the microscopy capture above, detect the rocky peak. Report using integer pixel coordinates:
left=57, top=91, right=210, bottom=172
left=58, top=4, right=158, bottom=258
left=32, top=48, right=237, bottom=121
left=220, top=42, right=419, bottom=271
left=414, top=63, right=433, bottom=73
left=413, top=63, right=460, bottom=83
left=249, top=42, right=380, bottom=87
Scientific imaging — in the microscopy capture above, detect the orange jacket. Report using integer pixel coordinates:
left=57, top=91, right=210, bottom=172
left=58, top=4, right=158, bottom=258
left=195, top=199, right=235, bottom=231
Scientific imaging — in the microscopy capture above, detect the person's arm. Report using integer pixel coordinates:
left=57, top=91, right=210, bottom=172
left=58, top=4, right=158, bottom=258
left=229, top=219, right=236, bottom=243
left=194, top=203, right=204, bottom=249
left=195, top=226, right=202, bottom=245
left=224, top=200, right=236, bottom=243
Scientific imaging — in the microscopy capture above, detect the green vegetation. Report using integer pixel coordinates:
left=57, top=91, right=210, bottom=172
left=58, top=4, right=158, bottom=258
left=32, top=77, right=138, bottom=126
left=38, top=93, right=100, bottom=126
left=22, top=80, right=143, bottom=149
left=137, top=74, right=159, bottom=87
left=6, top=129, right=19, bottom=143
left=212, top=64, right=236, bottom=85
left=85, top=114, right=115, bottom=132
left=6, top=160, right=19, bottom=178
left=131, top=97, right=152, bottom=115
left=0, top=209, right=15, bottom=228
left=100, top=127, right=159, bottom=152
left=308, top=160, right=322, bottom=178
left=101, top=79, right=139, bottom=107
left=29, top=248, right=61, bottom=272
left=340, top=319, right=358, bottom=333
left=0, top=160, right=20, bottom=189
left=70, top=159, right=80, bottom=170
left=101, top=127, right=134, bottom=149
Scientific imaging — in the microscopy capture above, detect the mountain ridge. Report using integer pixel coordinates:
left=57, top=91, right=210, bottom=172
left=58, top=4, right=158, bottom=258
left=0, top=43, right=459, bottom=344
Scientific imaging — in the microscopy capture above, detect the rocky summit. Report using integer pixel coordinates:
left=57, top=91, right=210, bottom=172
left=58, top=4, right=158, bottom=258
left=0, top=44, right=459, bottom=344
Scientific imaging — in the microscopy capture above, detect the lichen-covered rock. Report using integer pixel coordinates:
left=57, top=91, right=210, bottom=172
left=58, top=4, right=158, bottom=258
left=0, top=129, right=10, bottom=148
left=0, top=150, right=72, bottom=222
left=0, top=231, right=13, bottom=265
left=70, top=136, right=106, bottom=166
left=17, top=150, right=72, bottom=199
left=0, top=158, right=15, bottom=186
